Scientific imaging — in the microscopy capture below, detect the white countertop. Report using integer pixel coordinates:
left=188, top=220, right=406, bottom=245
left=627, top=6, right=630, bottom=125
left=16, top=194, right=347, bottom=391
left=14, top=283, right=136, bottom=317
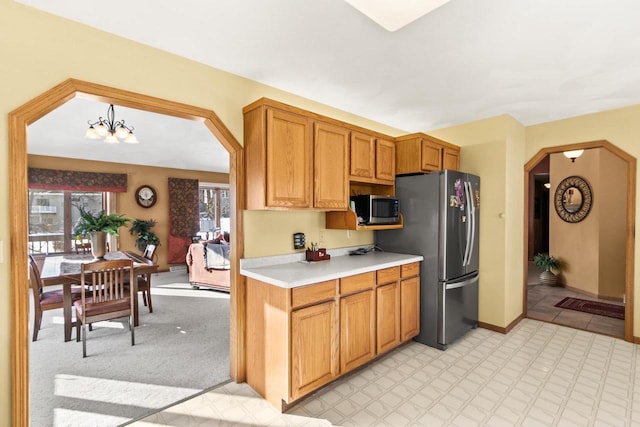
left=240, top=252, right=423, bottom=288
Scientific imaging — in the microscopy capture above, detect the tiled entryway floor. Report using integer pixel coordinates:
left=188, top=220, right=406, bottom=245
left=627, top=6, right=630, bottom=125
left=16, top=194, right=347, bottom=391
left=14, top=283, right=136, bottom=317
left=132, top=319, right=638, bottom=426
left=527, top=264, right=625, bottom=338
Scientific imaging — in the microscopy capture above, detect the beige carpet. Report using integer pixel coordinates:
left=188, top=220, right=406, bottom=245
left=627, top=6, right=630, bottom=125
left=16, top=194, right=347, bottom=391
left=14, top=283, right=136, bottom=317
left=29, top=271, right=230, bottom=427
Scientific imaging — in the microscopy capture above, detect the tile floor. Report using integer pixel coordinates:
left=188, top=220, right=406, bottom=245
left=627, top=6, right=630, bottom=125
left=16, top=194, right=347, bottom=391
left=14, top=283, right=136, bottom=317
left=132, top=318, right=638, bottom=426
left=526, top=264, right=625, bottom=338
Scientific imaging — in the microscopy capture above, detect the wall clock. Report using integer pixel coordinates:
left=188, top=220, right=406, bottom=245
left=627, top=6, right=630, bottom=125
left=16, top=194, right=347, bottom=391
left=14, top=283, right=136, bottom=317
left=554, top=176, right=592, bottom=223
left=135, top=185, right=157, bottom=208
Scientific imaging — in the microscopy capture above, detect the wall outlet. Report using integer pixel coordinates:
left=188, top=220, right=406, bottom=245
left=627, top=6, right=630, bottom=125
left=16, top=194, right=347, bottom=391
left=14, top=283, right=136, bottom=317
left=346, top=230, right=352, bottom=239
left=319, top=230, right=325, bottom=245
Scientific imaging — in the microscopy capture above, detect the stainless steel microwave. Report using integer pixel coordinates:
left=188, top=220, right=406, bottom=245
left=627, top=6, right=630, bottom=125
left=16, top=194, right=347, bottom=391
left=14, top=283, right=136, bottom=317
left=350, top=195, right=400, bottom=225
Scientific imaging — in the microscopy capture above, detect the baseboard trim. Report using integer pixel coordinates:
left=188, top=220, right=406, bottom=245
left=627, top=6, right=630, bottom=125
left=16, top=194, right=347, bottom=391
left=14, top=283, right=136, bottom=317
left=634, top=336, right=640, bottom=345
left=478, top=313, right=525, bottom=335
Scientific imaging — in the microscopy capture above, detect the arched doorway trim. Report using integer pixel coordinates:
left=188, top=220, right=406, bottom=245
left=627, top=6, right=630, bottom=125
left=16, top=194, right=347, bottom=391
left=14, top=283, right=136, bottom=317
left=9, top=78, right=246, bottom=426
left=523, top=140, right=636, bottom=342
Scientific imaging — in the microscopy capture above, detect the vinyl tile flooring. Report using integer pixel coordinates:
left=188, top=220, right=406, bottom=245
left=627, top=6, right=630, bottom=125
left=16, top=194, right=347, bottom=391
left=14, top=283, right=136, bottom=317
left=526, top=264, right=625, bottom=338
left=132, top=318, right=639, bottom=426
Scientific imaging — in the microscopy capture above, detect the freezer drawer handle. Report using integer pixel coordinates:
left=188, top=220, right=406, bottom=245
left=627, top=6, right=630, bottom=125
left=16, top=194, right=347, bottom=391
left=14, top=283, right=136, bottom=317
left=445, top=277, right=477, bottom=290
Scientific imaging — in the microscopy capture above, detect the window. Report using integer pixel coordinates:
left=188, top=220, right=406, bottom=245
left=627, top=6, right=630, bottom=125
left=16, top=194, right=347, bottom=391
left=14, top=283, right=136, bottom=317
left=28, top=190, right=105, bottom=254
left=198, top=184, right=230, bottom=239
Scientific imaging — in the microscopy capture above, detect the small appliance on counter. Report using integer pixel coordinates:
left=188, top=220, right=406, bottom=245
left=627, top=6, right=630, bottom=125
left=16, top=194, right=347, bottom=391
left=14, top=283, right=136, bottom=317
left=376, top=170, right=480, bottom=350
left=350, top=194, right=399, bottom=225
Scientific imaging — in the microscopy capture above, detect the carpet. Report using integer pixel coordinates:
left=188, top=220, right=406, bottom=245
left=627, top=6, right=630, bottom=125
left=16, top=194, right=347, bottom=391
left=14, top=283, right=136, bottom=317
left=29, top=271, right=230, bottom=427
left=554, top=297, right=625, bottom=320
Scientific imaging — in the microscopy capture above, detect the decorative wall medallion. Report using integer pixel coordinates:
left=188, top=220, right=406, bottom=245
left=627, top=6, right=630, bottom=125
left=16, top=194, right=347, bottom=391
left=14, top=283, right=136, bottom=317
left=554, top=176, right=592, bottom=223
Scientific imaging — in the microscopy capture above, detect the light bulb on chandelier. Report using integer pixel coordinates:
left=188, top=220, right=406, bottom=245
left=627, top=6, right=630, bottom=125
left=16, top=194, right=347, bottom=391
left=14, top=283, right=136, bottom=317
left=85, top=104, right=139, bottom=144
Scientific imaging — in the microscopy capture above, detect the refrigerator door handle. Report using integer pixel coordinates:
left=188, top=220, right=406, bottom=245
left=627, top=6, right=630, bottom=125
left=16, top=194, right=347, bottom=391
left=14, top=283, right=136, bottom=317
left=445, top=276, right=478, bottom=290
left=462, top=181, right=472, bottom=266
left=467, top=181, right=476, bottom=267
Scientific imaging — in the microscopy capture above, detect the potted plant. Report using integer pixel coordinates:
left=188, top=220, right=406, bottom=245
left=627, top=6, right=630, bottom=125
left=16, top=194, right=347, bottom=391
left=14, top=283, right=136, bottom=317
left=73, top=206, right=130, bottom=259
left=129, top=219, right=160, bottom=252
left=534, top=252, right=561, bottom=286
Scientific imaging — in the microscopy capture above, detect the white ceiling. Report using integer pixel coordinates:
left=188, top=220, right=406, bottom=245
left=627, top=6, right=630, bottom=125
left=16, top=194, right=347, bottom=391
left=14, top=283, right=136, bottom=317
left=17, top=0, right=640, bottom=172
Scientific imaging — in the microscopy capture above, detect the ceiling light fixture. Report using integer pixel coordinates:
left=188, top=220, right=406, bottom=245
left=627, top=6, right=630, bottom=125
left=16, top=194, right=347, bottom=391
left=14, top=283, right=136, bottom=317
left=85, top=104, right=139, bottom=144
left=563, top=149, right=584, bottom=163
left=344, top=0, right=451, bottom=32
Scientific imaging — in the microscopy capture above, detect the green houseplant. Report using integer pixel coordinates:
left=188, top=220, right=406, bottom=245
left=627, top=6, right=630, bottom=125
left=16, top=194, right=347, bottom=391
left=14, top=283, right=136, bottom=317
left=73, top=206, right=130, bottom=259
left=129, top=218, right=160, bottom=252
left=534, top=252, right=561, bottom=286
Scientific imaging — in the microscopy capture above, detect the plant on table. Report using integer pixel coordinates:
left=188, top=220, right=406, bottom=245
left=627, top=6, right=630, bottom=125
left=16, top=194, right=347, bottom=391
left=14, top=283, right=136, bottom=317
left=73, top=206, right=130, bottom=258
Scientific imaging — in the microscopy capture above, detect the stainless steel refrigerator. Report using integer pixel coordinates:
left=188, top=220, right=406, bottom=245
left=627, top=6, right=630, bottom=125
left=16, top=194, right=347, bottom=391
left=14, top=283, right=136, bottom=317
left=376, top=170, right=479, bottom=350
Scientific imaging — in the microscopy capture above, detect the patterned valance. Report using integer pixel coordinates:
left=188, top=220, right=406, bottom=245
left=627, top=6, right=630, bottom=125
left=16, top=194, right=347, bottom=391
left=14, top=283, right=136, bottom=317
left=28, top=168, right=127, bottom=192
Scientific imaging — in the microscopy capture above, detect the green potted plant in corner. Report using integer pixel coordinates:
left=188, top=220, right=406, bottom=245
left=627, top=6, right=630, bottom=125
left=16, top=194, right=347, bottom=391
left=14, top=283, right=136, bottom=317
left=73, top=206, right=130, bottom=259
left=129, top=218, right=161, bottom=252
left=534, top=252, right=561, bottom=286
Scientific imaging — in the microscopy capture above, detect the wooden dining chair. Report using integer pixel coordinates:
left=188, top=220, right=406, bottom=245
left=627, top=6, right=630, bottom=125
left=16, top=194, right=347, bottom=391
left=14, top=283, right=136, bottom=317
left=74, top=238, right=92, bottom=254
left=29, top=254, right=83, bottom=341
left=137, top=244, right=157, bottom=312
left=75, top=259, right=135, bottom=357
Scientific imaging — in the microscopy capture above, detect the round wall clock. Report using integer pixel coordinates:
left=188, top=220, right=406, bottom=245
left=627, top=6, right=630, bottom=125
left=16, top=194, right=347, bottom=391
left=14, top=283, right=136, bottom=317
left=135, top=185, right=157, bottom=208
left=554, top=176, right=592, bottom=223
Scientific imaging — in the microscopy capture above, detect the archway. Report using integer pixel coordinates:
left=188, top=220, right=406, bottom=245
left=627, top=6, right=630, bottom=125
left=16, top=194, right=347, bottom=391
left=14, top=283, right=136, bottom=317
left=523, top=140, right=636, bottom=341
left=9, top=79, right=245, bottom=426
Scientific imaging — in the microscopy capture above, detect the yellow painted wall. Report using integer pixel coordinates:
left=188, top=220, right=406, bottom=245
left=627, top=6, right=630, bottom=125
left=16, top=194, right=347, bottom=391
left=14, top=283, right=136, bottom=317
left=0, top=2, right=406, bottom=423
left=527, top=106, right=639, bottom=328
left=429, top=115, right=525, bottom=328
left=599, top=150, right=627, bottom=299
left=549, top=150, right=601, bottom=294
left=28, top=155, right=228, bottom=270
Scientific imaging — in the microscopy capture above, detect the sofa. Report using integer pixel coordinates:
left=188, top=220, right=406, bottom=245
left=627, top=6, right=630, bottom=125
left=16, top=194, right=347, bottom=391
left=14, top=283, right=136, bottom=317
left=185, top=241, right=230, bottom=292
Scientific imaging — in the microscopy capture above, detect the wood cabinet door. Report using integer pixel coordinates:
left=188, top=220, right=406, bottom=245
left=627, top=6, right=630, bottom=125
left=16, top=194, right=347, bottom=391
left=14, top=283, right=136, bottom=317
left=376, top=282, right=400, bottom=354
left=442, top=147, right=460, bottom=171
left=314, top=122, right=349, bottom=209
left=350, top=132, right=375, bottom=179
left=420, top=139, right=442, bottom=171
left=375, top=138, right=396, bottom=182
left=400, top=276, right=420, bottom=341
left=266, top=108, right=312, bottom=208
left=291, top=301, right=338, bottom=400
left=340, top=290, right=375, bottom=373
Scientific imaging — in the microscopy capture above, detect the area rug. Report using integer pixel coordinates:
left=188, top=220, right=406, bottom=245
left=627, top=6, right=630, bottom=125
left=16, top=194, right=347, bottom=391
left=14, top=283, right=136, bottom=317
left=554, top=297, right=624, bottom=320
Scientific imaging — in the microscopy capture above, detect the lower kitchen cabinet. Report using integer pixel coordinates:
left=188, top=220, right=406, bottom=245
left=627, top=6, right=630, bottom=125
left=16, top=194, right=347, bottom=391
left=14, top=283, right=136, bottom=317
left=291, top=301, right=339, bottom=400
left=340, top=290, right=375, bottom=373
left=376, top=282, right=400, bottom=354
left=244, top=260, right=421, bottom=411
left=400, top=269, right=420, bottom=342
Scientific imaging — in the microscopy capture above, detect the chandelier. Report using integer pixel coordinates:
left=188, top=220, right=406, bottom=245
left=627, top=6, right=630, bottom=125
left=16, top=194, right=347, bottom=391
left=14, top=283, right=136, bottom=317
left=85, top=104, right=139, bottom=144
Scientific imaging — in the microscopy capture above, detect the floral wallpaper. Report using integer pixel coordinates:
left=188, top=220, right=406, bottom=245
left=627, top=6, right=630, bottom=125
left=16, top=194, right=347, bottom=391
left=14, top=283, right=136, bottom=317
left=168, top=177, right=200, bottom=264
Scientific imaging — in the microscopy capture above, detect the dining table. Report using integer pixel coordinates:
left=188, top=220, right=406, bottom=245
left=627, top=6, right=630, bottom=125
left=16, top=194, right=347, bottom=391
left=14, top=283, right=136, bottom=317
left=39, top=251, right=158, bottom=342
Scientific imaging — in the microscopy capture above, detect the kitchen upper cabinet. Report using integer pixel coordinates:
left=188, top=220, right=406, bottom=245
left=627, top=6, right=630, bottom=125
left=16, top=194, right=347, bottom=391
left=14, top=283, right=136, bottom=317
left=376, top=138, right=396, bottom=182
left=244, top=98, right=391, bottom=211
left=350, top=132, right=396, bottom=184
left=395, top=133, right=460, bottom=175
left=340, top=289, right=375, bottom=373
left=244, top=104, right=312, bottom=209
left=266, top=108, right=312, bottom=208
left=349, top=131, right=375, bottom=180
left=314, top=122, right=349, bottom=209
left=291, top=300, right=339, bottom=400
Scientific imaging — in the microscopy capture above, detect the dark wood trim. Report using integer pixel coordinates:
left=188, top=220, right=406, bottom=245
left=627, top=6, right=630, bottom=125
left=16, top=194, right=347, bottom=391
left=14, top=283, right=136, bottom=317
left=10, top=78, right=244, bottom=426
left=479, top=313, right=524, bottom=335
left=523, top=140, right=636, bottom=343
